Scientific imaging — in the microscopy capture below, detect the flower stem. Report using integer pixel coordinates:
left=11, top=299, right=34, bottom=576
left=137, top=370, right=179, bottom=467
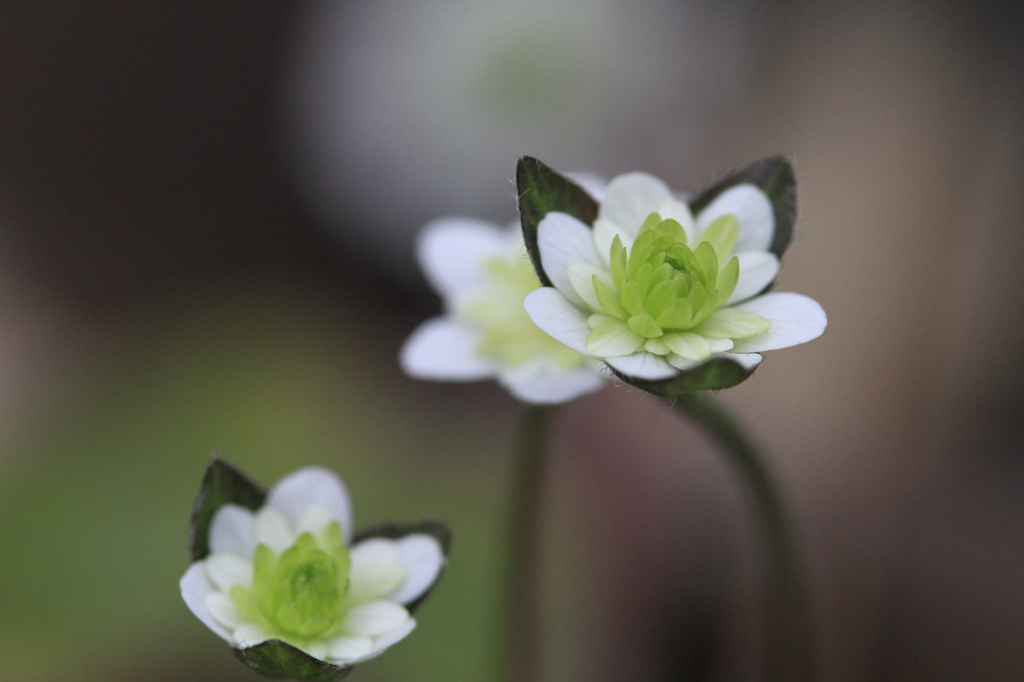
left=502, top=404, right=557, bottom=682
left=672, top=393, right=814, bottom=682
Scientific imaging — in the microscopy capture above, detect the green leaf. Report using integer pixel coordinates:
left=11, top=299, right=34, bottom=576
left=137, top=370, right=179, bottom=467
left=189, top=457, right=266, bottom=562
left=352, top=519, right=453, bottom=614
left=688, top=156, right=797, bottom=258
left=609, top=356, right=758, bottom=395
left=235, top=639, right=352, bottom=681
left=516, top=156, right=600, bottom=287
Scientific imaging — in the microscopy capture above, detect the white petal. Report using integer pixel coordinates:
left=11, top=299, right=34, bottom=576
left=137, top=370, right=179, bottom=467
left=655, top=198, right=697, bottom=243
left=719, top=352, right=764, bottom=370
left=180, top=562, right=233, bottom=642
left=347, top=619, right=418, bottom=665
left=391, top=534, right=447, bottom=605
left=233, top=623, right=269, bottom=648
left=342, top=601, right=410, bottom=637
left=564, top=171, right=607, bottom=202
left=348, top=539, right=407, bottom=605
left=537, top=212, right=602, bottom=308
left=697, top=184, right=774, bottom=253
left=497, top=361, right=605, bottom=405
left=605, top=352, right=678, bottom=380
left=729, top=293, right=827, bottom=353
left=266, top=467, right=354, bottom=542
left=567, top=262, right=612, bottom=312
left=253, top=506, right=298, bottom=553
left=205, top=553, right=254, bottom=592
left=593, top=216, right=635, bottom=266
left=327, top=636, right=374, bottom=662
left=727, top=251, right=780, bottom=304
left=295, top=504, right=334, bottom=536
left=417, top=218, right=506, bottom=297
left=208, top=504, right=256, bottom=559
left=400, top=317, right=494, bottom=382
left=599, top=172, right=674, bottom=237
left=523, top=288, right=592, bottom=356
left=206, top=592, right=244, bottom=630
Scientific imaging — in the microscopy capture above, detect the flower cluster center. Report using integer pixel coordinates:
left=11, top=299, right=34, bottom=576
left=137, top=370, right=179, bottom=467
left=590, top=212, right=740, bottom=336
left=573, top=211, right=771, bottom=363
left=460, top=253, right=586, bottom=369
left=231, top=522, right=351, bottom=641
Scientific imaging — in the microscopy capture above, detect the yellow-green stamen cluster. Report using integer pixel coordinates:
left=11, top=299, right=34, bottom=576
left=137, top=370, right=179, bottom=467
left=461, top=253, right=588, bottom=370
left=583, top=213, right=770, bottom=363
left=231, top=522, right=351, bottom=646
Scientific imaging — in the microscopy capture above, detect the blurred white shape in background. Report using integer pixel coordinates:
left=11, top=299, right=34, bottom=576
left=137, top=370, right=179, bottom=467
left=281, top=0, right=758, bottom=281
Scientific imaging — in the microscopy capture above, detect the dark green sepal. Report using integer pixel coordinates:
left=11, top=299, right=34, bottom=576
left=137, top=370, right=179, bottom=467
left=610, top=356, right=757, bottom=396
left=688, top=156, right=796, bottom=259
left=516, top=156, right=599, bottom=287
left=235, top=639, right=352, bottom=681
left=352, top=519, right=452, bottom=614
left=189, top=457, right=266, bottom=562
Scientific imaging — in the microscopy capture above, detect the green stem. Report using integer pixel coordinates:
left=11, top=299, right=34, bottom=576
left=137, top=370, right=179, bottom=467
left=502, top=404, right=557, bottom=682
left=672, top=393, right=814, bottom=682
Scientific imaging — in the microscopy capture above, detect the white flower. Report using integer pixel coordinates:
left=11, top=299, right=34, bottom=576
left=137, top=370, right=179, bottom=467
left=401, top=217, right=606, bottom=404
left=521, top=167, right=827, bottom=392
left=180, top=466, right=447, bottom=670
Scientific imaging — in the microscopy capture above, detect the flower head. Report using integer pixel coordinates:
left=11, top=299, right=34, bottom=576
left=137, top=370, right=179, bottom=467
left=181, top=460, right=450, bottom=681
left=401, top=217, right=605, bottom=403
left=517, top=157, right=826, bottom=395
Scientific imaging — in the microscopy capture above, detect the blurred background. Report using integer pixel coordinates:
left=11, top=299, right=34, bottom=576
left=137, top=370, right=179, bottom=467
left=0, top=1, right=1022, bottom=680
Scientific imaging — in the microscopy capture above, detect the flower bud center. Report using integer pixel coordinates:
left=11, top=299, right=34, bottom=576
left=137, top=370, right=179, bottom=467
left=597, top=213, right=741, bottom=339
left=233, top=522, right=352, bottom=640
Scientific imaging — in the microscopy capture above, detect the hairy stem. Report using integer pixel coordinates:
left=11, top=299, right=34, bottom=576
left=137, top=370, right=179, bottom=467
left=672, top=393, right=814, bottom=682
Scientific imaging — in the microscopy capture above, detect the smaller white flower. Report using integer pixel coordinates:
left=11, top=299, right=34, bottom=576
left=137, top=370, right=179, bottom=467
left=401, top=217, right=606, bottom=404
left=518, top=161, right=827, bottom=393
left=180, top=466, right=447, bottom=672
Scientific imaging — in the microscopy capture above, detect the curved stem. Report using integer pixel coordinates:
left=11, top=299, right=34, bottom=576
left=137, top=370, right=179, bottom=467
left=672, top=393, right=814, bottom=682
left=502, top=404, right=557, bottom=682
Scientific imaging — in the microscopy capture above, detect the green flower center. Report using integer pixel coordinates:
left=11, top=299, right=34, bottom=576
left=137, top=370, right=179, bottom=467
left=583, top=212, right=770, bottom=360
left=460, top=252, right=587, bottom=369
left=231, top=522, right=351, bottom=642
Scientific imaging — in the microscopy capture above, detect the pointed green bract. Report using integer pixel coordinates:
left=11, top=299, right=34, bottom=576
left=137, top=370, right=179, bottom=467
left=235, top=640, right=353, bottom=682
left=189, top=458, right=267, bottom=562
left=688, top=156, right=797, bottom=258
left=516, top=156, right=599, bottom=286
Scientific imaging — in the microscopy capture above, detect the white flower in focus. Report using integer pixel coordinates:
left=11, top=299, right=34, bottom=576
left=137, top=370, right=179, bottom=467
left=180, top=466, right=447, bottom=671
left=521, top=166, right=827, bottom=391
left=401, top=218, right=606, bottom=404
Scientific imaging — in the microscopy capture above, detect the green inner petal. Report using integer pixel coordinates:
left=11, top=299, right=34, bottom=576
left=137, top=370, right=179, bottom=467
left=231, top=522, right=354, bottom=644
left=584, top=212, right=772, bottom=354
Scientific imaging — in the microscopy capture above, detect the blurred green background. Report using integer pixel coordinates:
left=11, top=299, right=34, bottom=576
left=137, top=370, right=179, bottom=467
left=0, top=288, right=523, bottom=681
